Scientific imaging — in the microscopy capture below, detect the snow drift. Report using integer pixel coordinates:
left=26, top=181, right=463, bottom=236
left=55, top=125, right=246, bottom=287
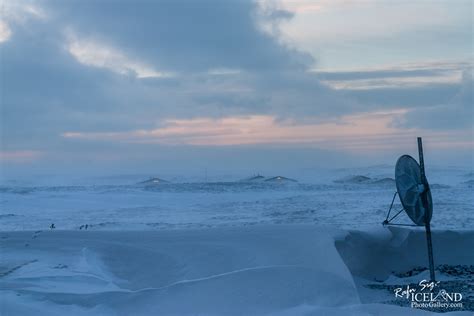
left=1, top=225, right=472, bottom=315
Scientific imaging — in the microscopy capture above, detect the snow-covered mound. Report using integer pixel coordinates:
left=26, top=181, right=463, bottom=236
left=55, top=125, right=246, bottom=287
left=334, top=175, right=371, bottom=184
left=336, top=227, right=474, bottom=280
left=461, top=172, right=474, bottom=178
left=371, top=177, right=396, bottom=186
left=461, top=179, right=474, bottom=187
left=1, top=225, right=472, bottom=315
left=240, top=175, right=266, bottom=182
left=336, top=227, right=474, bottom=312
left=265, top=176, right=297, bottom=183
left=335, top=175, right=398, bottom=186
left=137, top=177, right=169, bottom=185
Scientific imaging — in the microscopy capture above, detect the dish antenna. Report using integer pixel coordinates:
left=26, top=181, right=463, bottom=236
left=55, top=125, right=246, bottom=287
left=383, top=137, right=435, bottom=281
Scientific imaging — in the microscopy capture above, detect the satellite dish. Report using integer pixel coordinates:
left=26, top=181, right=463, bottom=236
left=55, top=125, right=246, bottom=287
left=395, top=155, right=432, bottom=225
left=383, top=137, right=436, bottom=281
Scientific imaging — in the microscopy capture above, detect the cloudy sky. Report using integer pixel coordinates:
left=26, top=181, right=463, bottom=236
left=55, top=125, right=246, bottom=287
left=1, top=0, right=472, bottom=177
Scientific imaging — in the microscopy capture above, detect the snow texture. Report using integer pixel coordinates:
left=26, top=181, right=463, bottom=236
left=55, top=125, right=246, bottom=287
left=0, top=166, right=473, bottom=315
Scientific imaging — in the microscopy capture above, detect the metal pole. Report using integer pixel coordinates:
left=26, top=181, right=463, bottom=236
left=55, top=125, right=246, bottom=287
left=418, top=137, right=426, bottom=182
left=425, top=222, right=436, bottom=281
left=418, top=137, right=436, bottom=282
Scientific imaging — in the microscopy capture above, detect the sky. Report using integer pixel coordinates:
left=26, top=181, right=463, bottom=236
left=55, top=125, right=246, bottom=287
left=0, top=0, right=472, bottom=178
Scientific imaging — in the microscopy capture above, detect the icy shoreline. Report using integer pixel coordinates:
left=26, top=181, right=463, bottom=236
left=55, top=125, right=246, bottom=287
left=1, top=225, right=472, bottom=315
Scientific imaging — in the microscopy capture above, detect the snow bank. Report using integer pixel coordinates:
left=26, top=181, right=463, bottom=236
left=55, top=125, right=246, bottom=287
left=336, top=226, right=474, bottom=281
left=1, top=225, right=472, bottom=315
left=335, top=227, right=474, bottom=313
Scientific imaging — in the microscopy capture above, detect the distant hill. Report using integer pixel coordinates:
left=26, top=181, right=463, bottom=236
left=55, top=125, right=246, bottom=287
left=265, top=176, right=297, bottom=183
left=334, top=175, right=371, bottom=184
left=137, top=177, right=169, bottom=185
left=371, top=177, right=395, bottom=185
left=240, top=175, right=266, bottom=182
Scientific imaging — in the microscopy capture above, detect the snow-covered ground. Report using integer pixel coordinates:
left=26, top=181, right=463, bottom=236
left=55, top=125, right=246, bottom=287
left=1, top=166, right=473, bottom=231
left=1, top=226, right=472, bottom=315
left=0, top=166, right=473, bottom=315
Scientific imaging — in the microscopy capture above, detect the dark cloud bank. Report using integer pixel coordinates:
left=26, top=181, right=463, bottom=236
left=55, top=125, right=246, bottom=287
left=1, top=0, right=472, bottom=174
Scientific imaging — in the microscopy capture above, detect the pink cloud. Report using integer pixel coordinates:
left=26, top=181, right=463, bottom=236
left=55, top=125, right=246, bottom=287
left=0, top=150, right=43, bottom=162
left=62, top=110, right=474, bottom=153
left=61, top=110, right=474, bottom=152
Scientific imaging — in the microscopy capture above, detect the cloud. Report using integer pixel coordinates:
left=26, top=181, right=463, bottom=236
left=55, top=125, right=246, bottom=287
left=280, top=0, right=472, bottom=42
left=1, top=0, right=472, bottom=174
left=0, top=20, right=12, bottom=43
left=0, top=0, right=47, bottom=44
left=43, top=0, right=313, bottom=72
left=61, top=110, right=473, bottom=155
left=0, top=0, right=48, bottom=44
left=315, top=61, right=467, bottom=90
left=59, top=110, right=439, bottom=151
left=1, top=1, right=47, bottom=23
left=1, top=0, right=353, bottom=156
left=309, top=61, right=473, bottom=131
left=0, top=150, right=43, bottom=162
left=65, top=32, right=173, bottom=78
left=396, top=69, right=473, bottom=130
